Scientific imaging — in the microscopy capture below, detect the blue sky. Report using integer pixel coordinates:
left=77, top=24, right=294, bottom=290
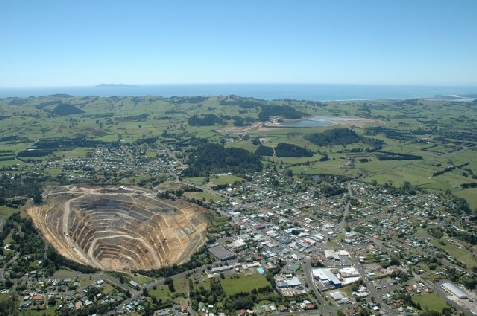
left=1, top=0, right=477, bottom=87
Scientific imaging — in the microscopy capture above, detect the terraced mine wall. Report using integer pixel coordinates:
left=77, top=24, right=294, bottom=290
left=27, top=186, right=207, bottom=271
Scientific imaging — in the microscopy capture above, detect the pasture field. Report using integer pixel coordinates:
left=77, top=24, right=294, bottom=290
left=129, top=274, right=154, bottom=286
left=0, top=293, right=10, bottom=302
left=77, top=276, right=94, bottom=287
left=149, top=276, right=189, bottom=304
left=148, top=284, right=172, bottom=301
left=454, top=190, right=477, bottom=212
left=172, top=276, right=190, bottom=293
left=28, top=308, right=56, bottom=315
left=1, top=95, right=477, bottom=210
left=341, top=285, right=354, bottom=297
left=0, top=205, right=21, bottom=219
left=183, top=177, right=207, bottom=184
left=270, top=154, right=323, bottom=165
left=210, top=175, right=243, bottom=185
left=52, top=269, right=78, bottom=278
left=421, top=272, right=441, bottom=281
left=225, top=141, right=258, bottom=153
left=411, top=293, right=451, bottom=313
left=61, top=148, right=90, bottom=158
left=431, top=239, right=477, bottom=268
left=326, top=240, right=342, bottom=248
left=189, top=274, right=212, bottom=291
left=290, top=157, right=358, bottom=177
left=101, top=282, right=115, bottom=295
left=220, top=274, right=270, bottom=297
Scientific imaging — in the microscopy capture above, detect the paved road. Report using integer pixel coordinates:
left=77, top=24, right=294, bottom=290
left=0, top=254, right=19, bottom=282
left=77, top=272, right=140, bottom=296
left=303, top=257, right=328, bottom=308
left=338, top=182, right=353, bottom=230
left=344, top=244, right=396, bottom=315
left=340, top=183, right=395, bottom=315
left=341, top=184, right=396, bottom=315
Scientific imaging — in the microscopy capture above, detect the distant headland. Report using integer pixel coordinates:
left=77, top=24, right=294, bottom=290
left=95, top=84, right=136, bottom=88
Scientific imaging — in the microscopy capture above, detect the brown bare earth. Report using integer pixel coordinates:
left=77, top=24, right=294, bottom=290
left=216, top=122, right=264, bottom=136
left=27, top=186, right=207, bottom=271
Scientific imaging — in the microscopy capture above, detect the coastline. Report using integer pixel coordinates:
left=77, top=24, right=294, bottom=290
left=263, top=115, right=375, bottom=129
left=0, top=84, right=476, bottom=101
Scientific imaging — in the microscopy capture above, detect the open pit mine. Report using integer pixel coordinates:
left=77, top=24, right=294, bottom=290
left=27, top=186, right=207, bottom=271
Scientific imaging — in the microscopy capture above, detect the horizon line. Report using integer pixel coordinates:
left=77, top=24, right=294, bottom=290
left=2, top=83, right=477, bottom=89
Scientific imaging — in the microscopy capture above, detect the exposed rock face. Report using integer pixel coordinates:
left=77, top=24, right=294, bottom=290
left=28, top=186, right=207, bottom=271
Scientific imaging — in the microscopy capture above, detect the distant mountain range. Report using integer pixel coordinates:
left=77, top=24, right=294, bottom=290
left=95, top=84, right=136, bottom=88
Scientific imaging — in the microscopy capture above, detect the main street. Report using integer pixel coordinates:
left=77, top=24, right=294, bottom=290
left=341, top=184, right=396, bottom=315
left=303, top=256, right=328, bottom=308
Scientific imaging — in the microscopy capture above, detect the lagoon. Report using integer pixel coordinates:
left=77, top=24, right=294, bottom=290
left=272, top=115, right=353, bottom=127
left=274, top=120, right=333, bottom=128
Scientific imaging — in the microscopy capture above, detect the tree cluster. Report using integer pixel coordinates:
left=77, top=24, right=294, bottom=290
left=433, top=162, right=469, bottom=178
left=188, top=114, right=224, bottom=126
left=255, top=145, right=274, bottom=156
left=314, top=184, right=347, bottom=198
left=45, top=246, right=97, bottom=274
left=134, top=245, right=213, bottom=278
left=33, top=136, right=111, bottom=150
left=52, top=103, right=85, bottom=116
left=258, top=104, right=303, bottom=121
left=183, top=143, right=262, bottom=176
left=275, top=143, right=313, bottom=157
left=375, top=151, right=422, bottom=161
left=233, top=116, right=254, bottom=126
left=0, top=173, right=44, bottom=207
left=305, top=128, right=361, bottom=146
left=164, top=277, right=175, bottom=292
left=115, top=113, right=148, bottom=122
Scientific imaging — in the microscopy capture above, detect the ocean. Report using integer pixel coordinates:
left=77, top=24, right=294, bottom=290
left=0, top=84, right=476, bottom=101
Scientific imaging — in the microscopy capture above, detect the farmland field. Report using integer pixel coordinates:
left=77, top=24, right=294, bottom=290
left=412, top=293, right=452, bottom=313
left=1, top=93, right=477, bottom=315
left=220, top=274, right=270, bottom=296
left=1, top=95, right=476, bottom=209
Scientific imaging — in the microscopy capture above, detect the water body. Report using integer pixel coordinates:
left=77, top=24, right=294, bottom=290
left=272, top=115, right=353, bottom=127
left=273, top=120, right=333, bottom=128
left=1, top=84, right=476, bottom=101
left=308, top=116, right=352, bottom=121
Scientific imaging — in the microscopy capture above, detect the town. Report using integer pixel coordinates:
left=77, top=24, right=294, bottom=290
left=2, top=0, right=477, bottom=313
left=0, top=95, right=477, bottom=315
left=2, top=144, right=477, bottom=315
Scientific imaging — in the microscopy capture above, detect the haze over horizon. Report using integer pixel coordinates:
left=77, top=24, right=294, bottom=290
left=2, top=0, right=477, bottom=88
